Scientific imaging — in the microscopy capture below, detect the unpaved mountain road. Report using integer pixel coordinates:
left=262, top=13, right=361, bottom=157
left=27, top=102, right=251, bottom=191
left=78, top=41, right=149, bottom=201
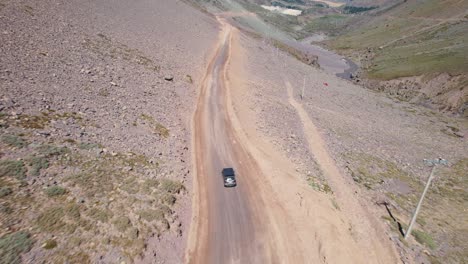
left=186, top=19, right=303, bottom=264
left=185, top=17, right=400, bottom=264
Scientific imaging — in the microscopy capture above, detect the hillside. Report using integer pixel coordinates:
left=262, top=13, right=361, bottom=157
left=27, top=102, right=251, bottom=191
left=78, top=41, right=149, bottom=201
left=327, top=0, right=468, bottom=115
left=0, top=0, right=218, bottom=262
left=223, top=0, right=467, bottom=116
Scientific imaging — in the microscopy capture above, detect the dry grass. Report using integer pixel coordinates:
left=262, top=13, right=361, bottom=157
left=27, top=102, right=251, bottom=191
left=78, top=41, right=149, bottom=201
left=0, top=160, right=27, bottom=180
left=44, top=186, right=67, bottom=197
left=1, top=135, right=27, bottom=148
left=0, top=231, right=34, bottom=264
left=140, top=114, right=170, bottom=138
left=83, top=33, right=160, bottom=72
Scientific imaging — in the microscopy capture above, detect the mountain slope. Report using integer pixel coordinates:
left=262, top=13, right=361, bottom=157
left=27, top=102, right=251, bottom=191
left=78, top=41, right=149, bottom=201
left=326, top=0, right=468, bottom=114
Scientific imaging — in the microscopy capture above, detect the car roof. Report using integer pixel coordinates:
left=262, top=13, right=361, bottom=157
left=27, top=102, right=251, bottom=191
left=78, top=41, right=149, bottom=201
left=222, top=168, right=235, bottom=176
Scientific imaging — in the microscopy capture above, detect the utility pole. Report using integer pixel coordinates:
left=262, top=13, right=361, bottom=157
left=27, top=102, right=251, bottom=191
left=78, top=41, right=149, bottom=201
left=405, top=158, right=448, bottom=240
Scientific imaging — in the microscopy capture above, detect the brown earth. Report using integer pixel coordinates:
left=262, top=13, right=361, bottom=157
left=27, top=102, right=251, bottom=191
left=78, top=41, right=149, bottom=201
left=186, top=17, right=401, bottom=263
left=1, top=0, right=467, bottom=263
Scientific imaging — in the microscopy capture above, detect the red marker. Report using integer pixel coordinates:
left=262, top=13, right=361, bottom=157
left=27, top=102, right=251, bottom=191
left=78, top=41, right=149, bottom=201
left=323, top=82, right=328, bottom=86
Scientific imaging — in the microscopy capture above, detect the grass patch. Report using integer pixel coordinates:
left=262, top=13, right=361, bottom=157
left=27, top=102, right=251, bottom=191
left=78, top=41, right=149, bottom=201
left=343, top=152, right=418, bottom=191
left=161, top=193, right=177, bottom=206
left=83, top=33, right=160, bottom=72
left=0, top=231, right=34, bottom=264
left=11, top=111, right=83, bottom=130
left=1, top=135, right=27, bottom=148
left=78, top=142, right=100, bottom=150
left=27, top=156, right=48, bottom=176
left=412, top=229, right=436, bottom=250
left=113, top=216, right=132, bottom=232
left=160, top=179, right=184, bottom=194
left=44, top=186, right=67, bottom=197
left=88, top=208, right=113, bottom=223
left=0, top=160, right=27, bottom=180
left=138, top=208, right=165, bottom=223
left=64, top=203, right=81, bottom=220
left=36, top=144, right=69, bottom=157
left=36, top=207, right=66, bottom=232
left=307, top=177, right=332, bottom=194
left=140, top=114, right=169, bottom=138
left=42, top=239, right=57, bottom=250
left=0, top=187, right=13, bottom=198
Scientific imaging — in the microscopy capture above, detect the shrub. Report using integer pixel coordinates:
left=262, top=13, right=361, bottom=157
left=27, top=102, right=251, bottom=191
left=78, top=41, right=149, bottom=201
left=0, top=160, right=27, bottom=180
left=412, top=229, right=436, bottom=250
left=1, top=135, right=27, bottom=148
left=88, top=208, right=112, bottom=223
left=44, top=186, right=67, bottom=197
left=161, top=193, right=176, bottom=205
left=138, top=209, right=165, bottom=223
left=160, top=179, right=184, bottom=194
left=36, top=207, right=66, bottom=232
left=42, top=239, right=57, bottom=250
left=27, top=156, right=48, bottom=176
left=113, top=216, right=132, bottom=232
left=0, top=187, right=12, bottom=198
left=0, top=231, right=34, bottom=264
left=36, top=144, right=69, bottom=157
left=78, top=142, right=99, bottom=150
left=64, top=203, right=81, bottom=220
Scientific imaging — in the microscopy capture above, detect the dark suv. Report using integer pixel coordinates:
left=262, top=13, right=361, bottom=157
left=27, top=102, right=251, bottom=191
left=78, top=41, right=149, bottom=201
left=222, top=168, right=237, bottom=187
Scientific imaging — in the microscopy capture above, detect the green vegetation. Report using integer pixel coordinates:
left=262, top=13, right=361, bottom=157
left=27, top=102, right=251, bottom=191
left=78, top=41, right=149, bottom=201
left=37, top=144, right=70, bottom=157
left=44, top=186, right=67, bottom=197
left=161, top=193, right=177, bottom=205
left=27, top=156, right=49, bottom=176
left=343, top=6, right=377, bottom=14
left=329, top=4, right=468, bottom=79
left=36, top=207, right=66, bottom=232
left=88, top=208, right=113, bottom=223
left=0, top=160, right=27, bottom=180
left=42, top=239, right=57, bottom=250
left=1, top=135, right=27, bottom=148
left=0, top=231, right=34, bottom=264
left=8, top=111, right=83, bottom=130
left=160, top=178, right=184, bottom=194
left=307, top=177, right=332, bottom=194
left=78, top=142, right=100, bottom=150
left=301, top=14, right=351, bottom=36
left=83, top=33, right=160, bottom=72
left=412, top=229, right=436, bottom=250
left=343, top=152, right=418, bottom=192
left=140, top=114, right=169, bottom=138
left=113, top=216, right=132, bottom=232
left=0, top=187, right=13, bottom=198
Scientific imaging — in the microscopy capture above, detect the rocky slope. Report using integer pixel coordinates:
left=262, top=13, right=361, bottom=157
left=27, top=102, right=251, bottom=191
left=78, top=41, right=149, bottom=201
left=232, top=28, right=467, bottom=263
left=0, top=0, right=218, bottom=263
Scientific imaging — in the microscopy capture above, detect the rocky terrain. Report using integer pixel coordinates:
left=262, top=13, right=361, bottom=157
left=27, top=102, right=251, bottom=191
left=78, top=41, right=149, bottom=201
left=229, top=28, right=468, bottom=263
left=0, top=0, right=218, bottom=263
left=1, top=0, right=467, bottom=263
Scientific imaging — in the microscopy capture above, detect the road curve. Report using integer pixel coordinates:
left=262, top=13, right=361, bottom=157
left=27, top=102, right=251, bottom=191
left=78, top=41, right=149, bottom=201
left=186, top=20, right=278, bottom=264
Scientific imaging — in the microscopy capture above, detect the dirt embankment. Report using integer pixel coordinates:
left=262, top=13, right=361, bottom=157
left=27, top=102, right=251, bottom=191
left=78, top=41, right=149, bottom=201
left=352, top=73, right=468, bottom=117
left=0, top=0, right=217, bottom=263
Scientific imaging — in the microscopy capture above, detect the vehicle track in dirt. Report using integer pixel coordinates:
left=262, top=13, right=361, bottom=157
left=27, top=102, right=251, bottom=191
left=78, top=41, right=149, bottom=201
left=185, top=16, right=400, bottom=264
left=185, top=19, right=302, bottom=264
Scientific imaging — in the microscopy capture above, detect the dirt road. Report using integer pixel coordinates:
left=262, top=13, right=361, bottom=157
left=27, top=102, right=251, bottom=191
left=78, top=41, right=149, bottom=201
left=185, top=17, right=310, bottom=263
left=185, top=17, right=399, bottom=264
left=186, top=21, right=273, bottom=264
